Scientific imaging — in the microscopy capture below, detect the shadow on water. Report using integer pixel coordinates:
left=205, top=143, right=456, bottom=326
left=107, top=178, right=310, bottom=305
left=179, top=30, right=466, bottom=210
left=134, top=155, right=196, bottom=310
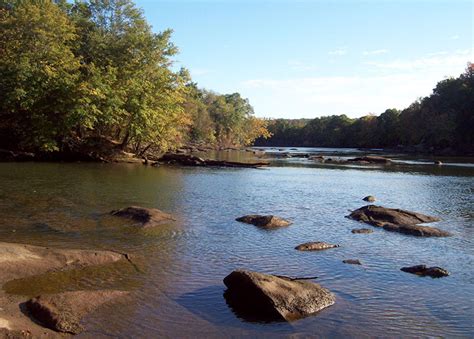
left=174, top=285, right=295, bottom=330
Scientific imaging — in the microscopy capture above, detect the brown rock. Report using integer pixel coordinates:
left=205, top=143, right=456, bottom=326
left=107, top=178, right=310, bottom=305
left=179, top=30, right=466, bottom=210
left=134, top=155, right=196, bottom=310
left=111, top=206, right=175, bottom=228
left=223, top=270, right=335, bottom=321
left=382, top=223, right=451, bottom=237
left=295, top=242, right=339, bottom=251
left=401, top=265, right=449, bottom=278
left=25, top=290, right=128, bottom=334
left=351, top=228, right=373, bottom=234
left=236, top=215, right=291, bottom=228
left=347, top=205, right=450, bottom=237
left=343, top=259, right=362, bottom=265
left=0, top=242, right=125, bottom=284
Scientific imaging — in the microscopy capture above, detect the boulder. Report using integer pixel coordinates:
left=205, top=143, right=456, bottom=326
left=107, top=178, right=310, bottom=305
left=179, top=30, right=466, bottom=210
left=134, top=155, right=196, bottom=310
left=351, top=228, right=373, bottom=234
left=347, top=156, right=392, bottom=164
left=236, top=215, right=291, bottom=228
left=25, top=290, right=128, bottom=334
left=343, top=259, right=361, bottom=265
left=295, top=242, right=339, bottom=251
left=434, top=160, right=443, bottom=165
left=400, top=265, right=449, bottom=278
left=347, top=205, right=450, bottom=237
left=111, top=206, right=175, bottom=228
left=223, top=270, right=335, bottom=321
left=362, top=195, right=376, bottom=202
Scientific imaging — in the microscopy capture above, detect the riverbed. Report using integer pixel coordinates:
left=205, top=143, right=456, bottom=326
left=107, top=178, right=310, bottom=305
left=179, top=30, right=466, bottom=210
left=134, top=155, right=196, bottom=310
left=0, top=149, right=473, bottom=337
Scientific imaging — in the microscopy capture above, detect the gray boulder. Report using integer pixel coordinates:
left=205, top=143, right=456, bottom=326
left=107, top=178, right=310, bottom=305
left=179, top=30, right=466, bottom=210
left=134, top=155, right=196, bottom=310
left=223, top=270, right=335, bottom=321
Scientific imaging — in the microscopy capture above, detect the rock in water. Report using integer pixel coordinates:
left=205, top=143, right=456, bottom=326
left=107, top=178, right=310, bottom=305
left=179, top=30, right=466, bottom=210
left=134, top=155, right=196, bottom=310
left=223, top=270, right=335, bottom=321
left=236, top=215, right=291, bottom=228
left=351, top=228, right=373, bottom=234
left=111, top=206, right=175, bottom=228
left=347, top=156, right=392, bottom=164
left=401, top=265, right=449, bottom=278
left=295, top=242, right=339, bottom=251
left=382, top=223, right=451, bottom=237
left=363, top=195, right=376, bottom=202
left=25, top=290, right=128, bottom=334
left=347, top=205, right=450, bottom=237
left=343, top=259, right=362, bottom=265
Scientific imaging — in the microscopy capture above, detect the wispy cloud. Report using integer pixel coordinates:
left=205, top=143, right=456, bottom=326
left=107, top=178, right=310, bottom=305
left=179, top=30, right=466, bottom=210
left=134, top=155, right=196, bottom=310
left=240, top=50, right=469, bottom=118
left=365, top=49, right=470, bottom=71
left=328, top=48, right=347, bottom=56
left=450, top=34, right=460, bottom=40
left=363, top=49, right=389, bottom=56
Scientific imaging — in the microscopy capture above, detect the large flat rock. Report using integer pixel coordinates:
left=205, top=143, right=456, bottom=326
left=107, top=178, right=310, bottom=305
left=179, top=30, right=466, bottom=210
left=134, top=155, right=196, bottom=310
left=348, top=205, right=450, bottom=237
left=26, top=290, right=128, bottom=334
left=0, top=242, right=125, bottom=284
left=223, top=270, right=335, bottom=322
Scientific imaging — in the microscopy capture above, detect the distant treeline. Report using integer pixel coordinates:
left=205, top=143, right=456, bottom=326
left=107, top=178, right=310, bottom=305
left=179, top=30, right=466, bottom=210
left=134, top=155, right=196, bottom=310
left=0, top=0, right=269, bottom=156
left=256, top=65, right=474, bottom=155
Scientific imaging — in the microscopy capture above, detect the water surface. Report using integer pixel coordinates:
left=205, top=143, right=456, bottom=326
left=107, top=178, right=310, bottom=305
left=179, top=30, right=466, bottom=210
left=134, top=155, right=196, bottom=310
left=0, top=150, right=473, bottom=337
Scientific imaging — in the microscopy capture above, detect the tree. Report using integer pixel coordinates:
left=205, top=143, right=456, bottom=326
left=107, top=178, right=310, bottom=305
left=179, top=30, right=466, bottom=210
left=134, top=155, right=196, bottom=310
left=0, top=0, right=81, bottom=151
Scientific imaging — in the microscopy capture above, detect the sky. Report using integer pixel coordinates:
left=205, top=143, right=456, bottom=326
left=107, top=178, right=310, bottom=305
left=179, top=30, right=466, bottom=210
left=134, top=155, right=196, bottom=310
left=135, top=0, right=473, bottom=119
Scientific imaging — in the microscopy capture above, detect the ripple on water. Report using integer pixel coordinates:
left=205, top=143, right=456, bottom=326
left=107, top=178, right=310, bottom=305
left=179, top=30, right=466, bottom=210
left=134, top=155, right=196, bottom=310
left=0, top=161, right=473, bottom=337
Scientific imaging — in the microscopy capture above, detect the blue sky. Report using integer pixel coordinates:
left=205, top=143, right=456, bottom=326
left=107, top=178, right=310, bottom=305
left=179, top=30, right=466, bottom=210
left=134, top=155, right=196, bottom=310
left=135, top=0, right=473, bottom=118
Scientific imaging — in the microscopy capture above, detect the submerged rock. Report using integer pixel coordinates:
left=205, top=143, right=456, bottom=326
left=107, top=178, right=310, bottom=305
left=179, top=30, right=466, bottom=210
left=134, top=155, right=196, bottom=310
left=111, top=206, right=175, bottom=228
left=362, top=195, right=376, bottom=202
left=401, top=265, right=449, bottom=278
left=223, top=270, right=335, bottom=322
left=347, top=205, right=450, bottom=237
left=295, top=242, right=339, bottom=251
left=0, top=242, right=125, bottom=284
left=236, top=215, right=291, bottom=228
left=351, top=228, right=373, bottom=234
left=343, top=259, right=362, bottom=265
left=25, top=290, right=128, bottom=334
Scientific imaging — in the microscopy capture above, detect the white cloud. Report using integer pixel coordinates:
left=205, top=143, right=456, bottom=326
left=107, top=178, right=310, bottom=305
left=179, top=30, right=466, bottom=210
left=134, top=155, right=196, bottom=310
left=450, top=34, right=460, bottom=40
left=363, top=49, right=389, bottom=56
left=288, top=60, right=318, bottom=71
left=365, top=49, right=470, bottom=71
left=328, top=48, right=347, bottom=56
left=240, top=51, right=469, bottom=118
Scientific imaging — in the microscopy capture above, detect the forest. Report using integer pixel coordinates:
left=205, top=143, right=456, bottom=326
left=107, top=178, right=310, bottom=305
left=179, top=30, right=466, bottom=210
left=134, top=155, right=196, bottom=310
left=1, top=1, right=472, bottom=158
left=256, top=65, right=474, bottom=155
left=0, top=0, right=269, bottom=158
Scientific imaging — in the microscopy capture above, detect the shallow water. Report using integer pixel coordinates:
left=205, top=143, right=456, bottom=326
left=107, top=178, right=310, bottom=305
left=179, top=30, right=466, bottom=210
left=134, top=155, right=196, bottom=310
left=0, top=149, right=473, bottom=337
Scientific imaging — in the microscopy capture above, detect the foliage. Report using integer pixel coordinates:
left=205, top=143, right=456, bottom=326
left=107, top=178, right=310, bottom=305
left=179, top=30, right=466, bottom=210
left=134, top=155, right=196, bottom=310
left=0, top=0, right=269, bottom=155
left=256, top=64, right=474, bottom=154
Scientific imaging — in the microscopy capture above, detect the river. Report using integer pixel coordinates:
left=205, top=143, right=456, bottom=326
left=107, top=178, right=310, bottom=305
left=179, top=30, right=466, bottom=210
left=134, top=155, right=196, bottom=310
left=0, top=148, right=473, bottom=337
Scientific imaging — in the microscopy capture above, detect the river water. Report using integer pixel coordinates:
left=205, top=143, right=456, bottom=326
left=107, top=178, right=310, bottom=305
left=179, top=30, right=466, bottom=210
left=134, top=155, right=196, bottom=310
left=0, top=148, right=473, bottom=337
